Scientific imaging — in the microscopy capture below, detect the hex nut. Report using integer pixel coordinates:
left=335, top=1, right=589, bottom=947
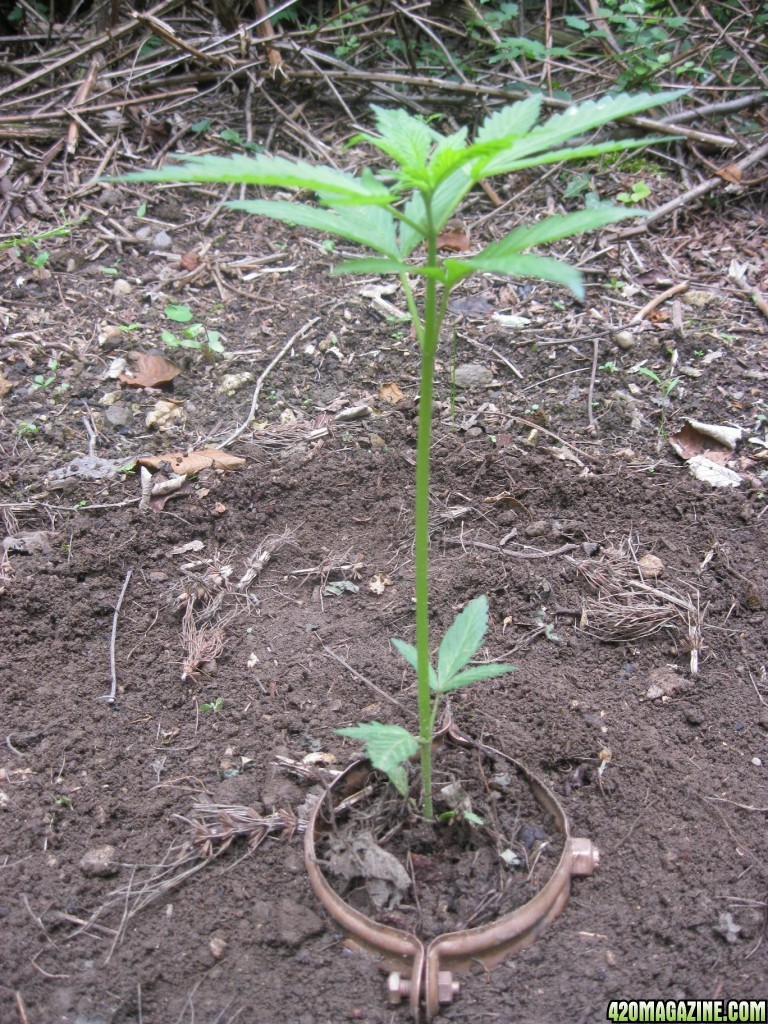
left=387, top=972, right=410, bottom=1005
left=437, top=971, right=460, bottom=1005
left=571, top=838, right=600, bottom=875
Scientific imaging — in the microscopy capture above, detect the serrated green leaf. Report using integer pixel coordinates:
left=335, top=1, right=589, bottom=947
left=480, top=135, right=674, bottom=177
left=479, top=90, right=686, bottom=175
left=474, top=95, right=542, bottom=146
left=365, top=106, right=439, bottom=177
left=337, top=722, right=419, bottom=796
left=331, top=257, right=414, bottom=276
left=476, top=205, right=643, bottom=259
left=227, top=199, right=399, bottom=259
left=119, top=153, right=394, bottom=204
left=437, top=596, right=489, bottom=687
left=392, top=638, right=439, bottom=689
left=433, top=662, right=516, bottom=694
left=454, top=252, right=584, bottom=299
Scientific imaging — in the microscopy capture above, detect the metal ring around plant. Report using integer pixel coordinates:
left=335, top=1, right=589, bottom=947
left=305, top=721, right=599, bottom=1022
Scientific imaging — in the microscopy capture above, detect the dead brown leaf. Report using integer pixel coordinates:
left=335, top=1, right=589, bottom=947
left=178, top=251, right=200, bottom=271
left=669, top=423, right=732, bottom=465
left=120, top=352, right=181, bottom=388
left=379, top=381, right=404, bottom=405
left=437, top=219, right=471, bottom=252
left=0, top=374, right=12, bottom=398
left=716, top=163, right=742, bottom=184
left=137, top=450, right=245, bottom=474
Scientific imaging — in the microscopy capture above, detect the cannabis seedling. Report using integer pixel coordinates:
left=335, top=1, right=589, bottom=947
left=125, top=88, right=681, bottom=817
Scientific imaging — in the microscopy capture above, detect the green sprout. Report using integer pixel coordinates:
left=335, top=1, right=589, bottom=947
left=636, top=365, right=680, bottom=438
left=200, top=696, right=223, bottom=713
left=162, top=304, right=225, bottom=356
left=124, top=88, right=682, bottom=817
left=616, top=180, right=652, bottom=204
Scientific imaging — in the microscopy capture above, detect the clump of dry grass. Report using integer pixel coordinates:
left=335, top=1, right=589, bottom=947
left=571, top=536, right=704, bottom=674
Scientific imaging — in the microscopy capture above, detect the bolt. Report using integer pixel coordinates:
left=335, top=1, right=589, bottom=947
left=571, top=837, right=600, bottom=876
left=437, top=971, right=460, bottom=1005
left=387, top=972, right=411, bottom=1005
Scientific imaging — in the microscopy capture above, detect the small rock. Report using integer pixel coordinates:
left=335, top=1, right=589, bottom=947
left=104, top=403, right=131, bottom=427
left=153, top=230, right=172, bottom=249
left=135, top=225, right=152, bottom=240
left=714, top=911, right=741, bottom=944
left=209, top=934, right=227, bottom=960
left=3, top=530, right=54, bottom=554
left=218, top=372, right=252, bottom=396
left=614, top=330, right=634, bottom=350
left=645, top=666, right=686, bottom=699
left=79, top=845, right=120, bottom=878
left=637, top=553, right=664, bottom=577
left=112, top=278, right=132, bottom=297
left=683, top=290, right=717, bottom=308
left=751, top=756, right=762, bottom=767
left=454, top=363, right=493, bottom=388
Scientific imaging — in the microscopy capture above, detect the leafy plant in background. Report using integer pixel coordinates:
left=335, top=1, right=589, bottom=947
left=125, top=87, right=681, bottom=817
left=162, top=303, right=225, bottom=357
left=566, top=1, right=689, bottom=88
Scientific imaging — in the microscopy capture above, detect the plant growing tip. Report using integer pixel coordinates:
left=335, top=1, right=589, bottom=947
left=124, top=88, right=683, bottom=817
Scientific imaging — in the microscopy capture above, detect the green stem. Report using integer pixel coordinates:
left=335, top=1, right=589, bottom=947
left=415, top=201, right=440, bottom=819
left=398, top=273, right=424, bottom=347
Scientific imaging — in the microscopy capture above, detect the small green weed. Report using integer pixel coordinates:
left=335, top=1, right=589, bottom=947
left=0, top=221, right=76, bottom=253
left=162, top=304, right=225, bottom=357
left=219, top=128, right=263, bottom=154
left=636, top=365, right=679, bottom=438
left=616, top=180, right=652, bottom=205
left=200, top=697, right=223, bottom=713
left=31, top=357, right=58, bottom=391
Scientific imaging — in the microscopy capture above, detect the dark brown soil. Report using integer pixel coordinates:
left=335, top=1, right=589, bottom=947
left=2, top=146, right=767, bottom=1024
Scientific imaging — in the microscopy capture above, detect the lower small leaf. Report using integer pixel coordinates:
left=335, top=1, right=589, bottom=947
left=337, top=721, right=419, bottom=796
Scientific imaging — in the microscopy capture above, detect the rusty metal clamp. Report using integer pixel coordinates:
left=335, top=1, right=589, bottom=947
left=305, top=722, right=599, bottom=1021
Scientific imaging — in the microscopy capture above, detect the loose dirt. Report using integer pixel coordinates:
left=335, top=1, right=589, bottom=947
left=1, top=147, right=767, bottom=1024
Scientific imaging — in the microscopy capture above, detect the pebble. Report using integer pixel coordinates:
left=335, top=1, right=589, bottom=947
left=614, top=330, right=634, bottom=350
left=112, top=278, right=132, bottom=297
left=104, top=403, right=131, bottom=427
left=637, top=553, right=664, bottom=577
left=153, top=230, right=172, bottom=249
left=454, top=363, right=493, bottom=388
left=79, top=845, right=120, bottom=877
left=751, top=757, right=762, bottom=767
